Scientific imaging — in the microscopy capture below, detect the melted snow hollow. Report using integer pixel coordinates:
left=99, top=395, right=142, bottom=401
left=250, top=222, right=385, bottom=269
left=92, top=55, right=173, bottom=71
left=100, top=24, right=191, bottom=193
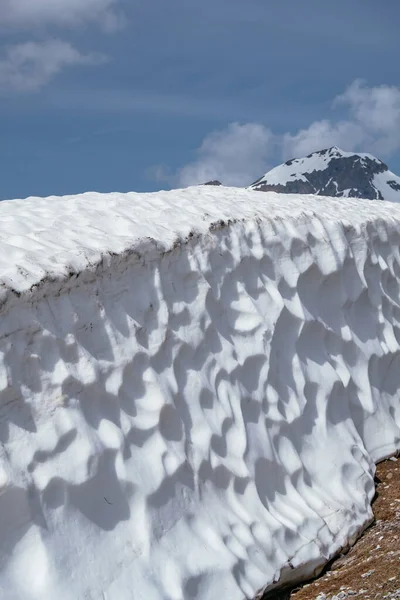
left=0, top=187, right=399, bottom=599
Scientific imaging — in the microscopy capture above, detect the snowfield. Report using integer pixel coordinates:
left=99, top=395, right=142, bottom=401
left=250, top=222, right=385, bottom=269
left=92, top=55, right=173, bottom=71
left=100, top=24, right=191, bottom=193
left=0, top=187, right=399, bottom=600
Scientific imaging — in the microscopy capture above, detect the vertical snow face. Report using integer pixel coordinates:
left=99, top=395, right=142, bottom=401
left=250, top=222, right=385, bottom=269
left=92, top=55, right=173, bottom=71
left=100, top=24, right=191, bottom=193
left=0, top=189, right=399, bottom=600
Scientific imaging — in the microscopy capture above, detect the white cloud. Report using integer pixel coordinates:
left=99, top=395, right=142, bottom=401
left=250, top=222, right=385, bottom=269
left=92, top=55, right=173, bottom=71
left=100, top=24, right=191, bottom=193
left=0, top=40, right=106, bottom=93
left=284, top=80, right=400, bottom=160
left=0, top=0, right=124, bottom=30
left=282, top=119, right=367, bottom=159
left=335, top=79, right=400, bottom=155
left=161, top=81, right=400, bottom=188
left=157, top=123, right=275, bottom=187
left=0, top=1, right=122, bottom=93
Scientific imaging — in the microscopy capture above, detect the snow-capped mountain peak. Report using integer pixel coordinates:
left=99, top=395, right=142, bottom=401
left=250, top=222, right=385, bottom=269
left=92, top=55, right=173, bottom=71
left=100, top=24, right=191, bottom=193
left=250, top=147, right=400, bottom=202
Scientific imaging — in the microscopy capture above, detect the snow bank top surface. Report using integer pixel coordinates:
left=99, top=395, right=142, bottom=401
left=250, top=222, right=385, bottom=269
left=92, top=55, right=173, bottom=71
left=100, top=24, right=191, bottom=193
left=1, top=186, right=400, bottom=299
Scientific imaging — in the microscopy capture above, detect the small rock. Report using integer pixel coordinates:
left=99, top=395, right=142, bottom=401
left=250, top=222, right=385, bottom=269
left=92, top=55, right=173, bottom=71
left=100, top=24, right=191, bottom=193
left=361, top=569, right=375, bottom=578
left=203, top=180, right=223, bottom=186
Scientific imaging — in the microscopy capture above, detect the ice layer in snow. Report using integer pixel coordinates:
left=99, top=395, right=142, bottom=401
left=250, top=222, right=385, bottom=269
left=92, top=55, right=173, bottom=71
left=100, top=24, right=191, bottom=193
left=0, top=187, right=399, bottom=600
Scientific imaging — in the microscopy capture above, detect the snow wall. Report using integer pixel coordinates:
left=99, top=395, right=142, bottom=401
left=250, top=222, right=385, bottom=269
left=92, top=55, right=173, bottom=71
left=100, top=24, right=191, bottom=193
left=0, top=187, right=399, bottom=600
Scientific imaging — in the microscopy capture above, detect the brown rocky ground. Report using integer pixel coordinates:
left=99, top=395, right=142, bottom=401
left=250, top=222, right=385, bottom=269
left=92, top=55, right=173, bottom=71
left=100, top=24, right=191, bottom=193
left=263, top=456, right=399, bottom=600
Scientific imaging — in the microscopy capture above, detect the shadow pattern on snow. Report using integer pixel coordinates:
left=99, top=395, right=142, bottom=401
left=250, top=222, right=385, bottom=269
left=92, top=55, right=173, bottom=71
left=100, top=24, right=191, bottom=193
left=0, top=213, right=399, bottom=599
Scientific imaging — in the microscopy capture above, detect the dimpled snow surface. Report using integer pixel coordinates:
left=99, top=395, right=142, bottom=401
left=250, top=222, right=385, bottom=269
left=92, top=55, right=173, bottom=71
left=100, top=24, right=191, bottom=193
left=0, top=187, right=399, bottom=600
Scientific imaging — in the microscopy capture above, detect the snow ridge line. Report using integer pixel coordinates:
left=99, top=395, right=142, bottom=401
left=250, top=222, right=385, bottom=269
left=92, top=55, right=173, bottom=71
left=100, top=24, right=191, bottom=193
left=0, top=217, right=238, bottom=316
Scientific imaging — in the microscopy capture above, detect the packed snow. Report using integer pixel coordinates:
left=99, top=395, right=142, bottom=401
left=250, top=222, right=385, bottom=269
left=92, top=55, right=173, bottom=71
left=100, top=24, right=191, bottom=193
left=0, top=186, right=399, bottom=600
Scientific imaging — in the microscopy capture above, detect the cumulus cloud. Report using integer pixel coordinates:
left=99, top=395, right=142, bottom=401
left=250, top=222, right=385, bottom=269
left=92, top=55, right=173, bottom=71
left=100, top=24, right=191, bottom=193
left=0, top=40, right=106, bottom=93
left=158, top=81, right=400, bottom=187
left=0, top=0, right=124, bottom=30
left=284, top=80, right=400, bottom=160
left=155, top=123, right=275, bottom=188
left=282, top=119, right=366, bottom=159
left=335, top=79, right=400, bottom=155
left=0, top=0, right=123, bottom=93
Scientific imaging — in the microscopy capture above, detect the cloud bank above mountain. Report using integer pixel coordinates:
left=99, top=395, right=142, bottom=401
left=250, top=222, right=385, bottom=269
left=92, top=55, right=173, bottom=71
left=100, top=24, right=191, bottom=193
left=155, top=80, right=400, bottom=188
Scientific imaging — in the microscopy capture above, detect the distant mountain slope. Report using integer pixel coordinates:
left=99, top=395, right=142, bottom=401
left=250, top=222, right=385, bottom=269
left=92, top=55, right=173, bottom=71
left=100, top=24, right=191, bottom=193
left=250, top=146, right=400, bottom=202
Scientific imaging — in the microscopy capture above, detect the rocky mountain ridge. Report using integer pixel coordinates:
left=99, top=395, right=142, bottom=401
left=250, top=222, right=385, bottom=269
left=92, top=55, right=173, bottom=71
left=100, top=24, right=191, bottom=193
left=249, top=147, right=400, bottom=202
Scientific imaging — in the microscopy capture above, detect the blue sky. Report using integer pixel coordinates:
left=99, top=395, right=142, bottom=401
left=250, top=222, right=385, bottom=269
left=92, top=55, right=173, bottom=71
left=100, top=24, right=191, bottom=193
left=1, top=0, right=400, bottom=199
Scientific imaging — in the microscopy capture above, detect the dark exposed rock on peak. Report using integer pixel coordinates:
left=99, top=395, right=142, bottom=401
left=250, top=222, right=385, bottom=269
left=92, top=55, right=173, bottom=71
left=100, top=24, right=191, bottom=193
left=250, top=147, right=400, bottom=202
